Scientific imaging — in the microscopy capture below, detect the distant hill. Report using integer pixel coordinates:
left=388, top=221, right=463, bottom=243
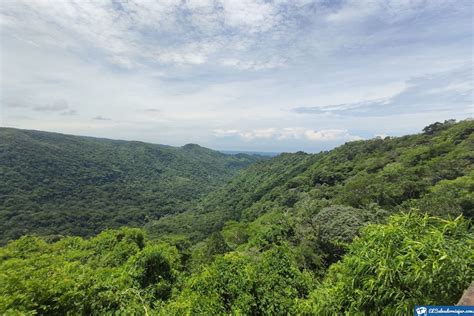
left=0, top=128, right=264, bottom=243
left=0, top=120, right=472, bottom=315
left=147, top=119, right=473, bottom=241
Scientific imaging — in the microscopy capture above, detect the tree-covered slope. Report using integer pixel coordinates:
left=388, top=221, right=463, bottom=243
left=147, top=152, right=317, bottom=240
left=1, top=213, right=472, bottom=315
left=147, top=119, right=474, bottom=241
left=0, top=128, right=263, bottom=243
left=0, top=120, right=472, bottom=315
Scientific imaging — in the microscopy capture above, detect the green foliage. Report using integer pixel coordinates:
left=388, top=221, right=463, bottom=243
left=147, top=120, right=473, bottom=243
left=244, top=210, right=294, bottom=251
left=163, top=245, right=312, bottom=315
left=221, top=220, right=249, bottom=249
left=0, top=128, right=263, bottom=244
left=0, top=120, right=473, bottom=314
left=127, top=244, right=179, bottom=300
left=405, top=172, right=474, bottom=218
left=164, top=252, right=256, bottom=315
left=204, top=232, right=231, bottom=258
left=252, top=245, right=313, bottom=315
left=146, top=152, right=316, bottom=241
left=422, top=119, right=457, bottom=135
left=0, top=228, right=180, bottom=314
left=299, top=212, right=474, bottom=315
left=301, top=204, right=389, bottom=265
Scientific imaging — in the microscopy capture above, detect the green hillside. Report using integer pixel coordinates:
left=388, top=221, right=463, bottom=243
left=147, top=119, right=474, bottom=241
left=0, top=128, right=263, bottom=243
left=0, top=120, right=472, bottom=314
left=147, top=151, right=318, bottom=241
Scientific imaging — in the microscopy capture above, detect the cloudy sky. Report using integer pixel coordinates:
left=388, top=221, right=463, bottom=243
left=1, top=0, right=472, bottom=152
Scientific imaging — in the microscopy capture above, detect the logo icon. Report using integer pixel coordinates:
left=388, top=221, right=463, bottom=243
left=415, top=306, right=427, bottom=316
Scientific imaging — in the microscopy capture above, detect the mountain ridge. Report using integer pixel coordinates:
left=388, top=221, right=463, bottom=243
left=0, top=120, right=472, bottom=314
left=146, top=119, right=473, bottom=241
left=0, top=127, right=265, bottom=244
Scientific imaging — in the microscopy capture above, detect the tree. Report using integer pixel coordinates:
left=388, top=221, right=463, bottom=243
left=204, top=232, right=231, bottom=257
left=311, top=204, right=388, bottom=265
left=162, top=252, right=255, bottom=315
left=253, top=245, right=313, bottom=315
left=300, top=212, right=473, bottom=315
left=422, top=119, right=456, bottom=135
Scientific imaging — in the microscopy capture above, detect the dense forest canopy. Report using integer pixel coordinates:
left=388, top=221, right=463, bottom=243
left=0, top=119, right=473, bottom=314
left=0, top=128, right=264, bottom=243
left=146, top=119, right=474, bottom=242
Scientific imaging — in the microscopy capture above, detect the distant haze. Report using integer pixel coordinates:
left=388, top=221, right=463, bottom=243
left=220, top=150, right=280, bottom=157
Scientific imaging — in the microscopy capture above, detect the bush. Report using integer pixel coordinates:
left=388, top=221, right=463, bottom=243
left=300, top=212, right=474, bottom=315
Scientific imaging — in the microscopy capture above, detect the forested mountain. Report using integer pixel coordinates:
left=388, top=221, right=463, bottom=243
left=147, top=119, right=474, bottom=242
left=148, top=152, right=318, bottom=241
left=0, top=120, right=473, bottom=314
left=0, top=128, right=263, bottom=243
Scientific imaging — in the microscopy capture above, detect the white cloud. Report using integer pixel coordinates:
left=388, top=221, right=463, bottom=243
left=292, top=67, right=473, bottom=117
left=220, top=0, right=279, bottom=32
left=326, top=1, right=379, bottom=24
left=220, top=57, right=287, bottom=70
left=278, top=127, right=307, bottom=140
left=213, top=129, right=242, bottom=137
left=0, top=0, right=284, bottom=69
left=241, top=128, right=277, bottom=140
left=305, top=129, right=348, bottom=141
left=93, top=116, right=112, bottom=121
left=326, top=0, right=455, bottom=24
left=1, top=0, right=468, bottom=71
left=155, top=41, right=219, bottom=65
left=214, top=127, right=362, bottom=142
left=1, top=0, right=472, bottom=152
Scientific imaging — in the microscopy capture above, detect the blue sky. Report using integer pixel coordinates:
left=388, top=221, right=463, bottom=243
left=1, top=0, right=472, bottom=153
